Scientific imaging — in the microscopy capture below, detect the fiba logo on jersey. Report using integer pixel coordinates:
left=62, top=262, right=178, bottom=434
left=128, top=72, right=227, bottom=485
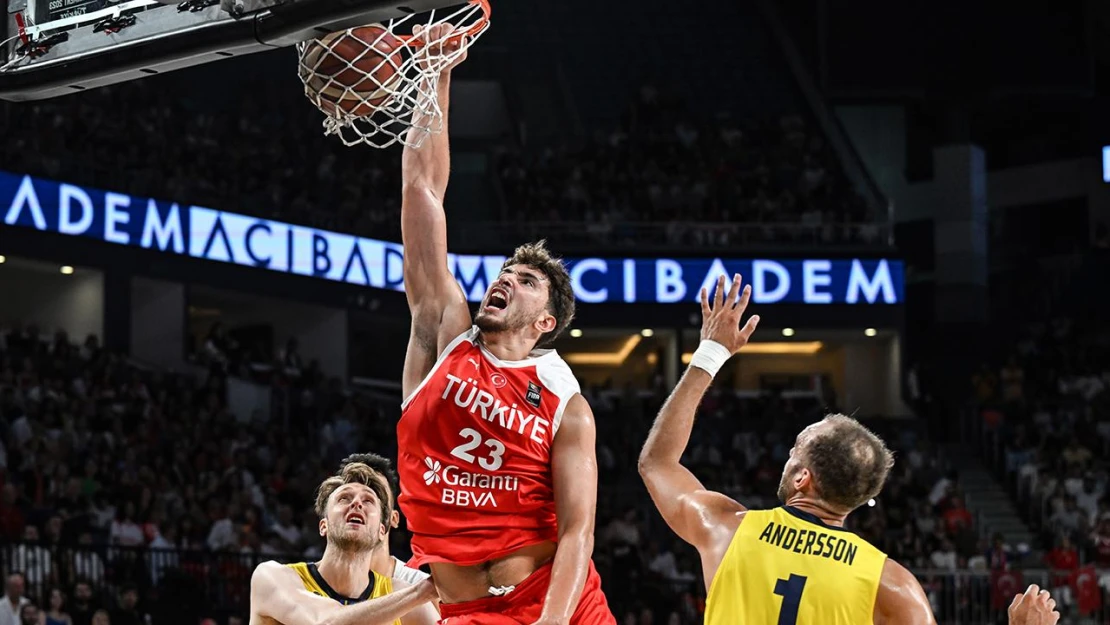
left=490, top=373, right=507, bottom=388
left=526, top=382, right=542, bottom=408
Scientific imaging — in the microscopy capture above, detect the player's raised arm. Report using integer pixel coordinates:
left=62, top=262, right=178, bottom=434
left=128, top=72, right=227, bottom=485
left=250, top=561, right=435, bottom=625
left=538, top=395, right=600, bottom=622
left=400, top=24, right=473, bottom=398
left=639, top=275, right=760, bottom=553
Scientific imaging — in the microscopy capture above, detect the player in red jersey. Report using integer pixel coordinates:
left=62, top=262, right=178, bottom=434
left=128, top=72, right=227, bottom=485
left=394, top=24, right=615, bottom=625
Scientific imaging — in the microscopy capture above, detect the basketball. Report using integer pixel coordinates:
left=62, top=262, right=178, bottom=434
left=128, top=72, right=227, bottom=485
left=299, top=25, right=405, bottom=117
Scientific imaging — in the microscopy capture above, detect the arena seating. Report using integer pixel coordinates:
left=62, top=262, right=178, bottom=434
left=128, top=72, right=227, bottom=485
left=963, top=240, right=1110, bottom=619
left=0, top=74, right=883, bottom=252
left=1, top=323, right=989, bottom=625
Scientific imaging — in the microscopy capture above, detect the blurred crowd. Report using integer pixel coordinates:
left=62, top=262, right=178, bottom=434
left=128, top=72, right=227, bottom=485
left=1, top=321, right=976, bottom=625
left=968, top=237, right=1110, bottom=617
left=497, top=84, right=884, bottom=249
left=0, top=77, right=883, bottom=251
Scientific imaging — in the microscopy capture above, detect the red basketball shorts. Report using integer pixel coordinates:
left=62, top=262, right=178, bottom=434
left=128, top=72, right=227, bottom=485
left=438, top=561, right=615, bottom=625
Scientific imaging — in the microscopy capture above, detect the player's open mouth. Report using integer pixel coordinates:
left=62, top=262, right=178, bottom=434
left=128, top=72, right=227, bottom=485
left=486, top=289, right=509, bottom=311
left=345, top=513, right=365, bottom=526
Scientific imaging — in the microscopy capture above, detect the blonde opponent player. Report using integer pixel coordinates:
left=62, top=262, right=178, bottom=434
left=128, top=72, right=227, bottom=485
left=638, top=274, right=1062, bottom=625
left=250, top=462, right=438, bottom=625
left=395, top=23, right=615, bottom=625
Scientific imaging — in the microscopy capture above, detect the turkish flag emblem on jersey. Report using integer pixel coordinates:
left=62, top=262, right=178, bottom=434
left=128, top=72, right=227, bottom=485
left=991, top=570, right=1024, bottom=610
left=1073, top=566, right=1102, bottom=616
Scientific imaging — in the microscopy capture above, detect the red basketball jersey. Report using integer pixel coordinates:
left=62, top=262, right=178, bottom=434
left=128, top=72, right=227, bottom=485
left=397, top=327, right=581, bottom=567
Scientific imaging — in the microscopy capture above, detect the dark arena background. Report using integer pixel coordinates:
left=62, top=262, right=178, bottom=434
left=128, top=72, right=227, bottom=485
left=0, top=0, right=1109, bottom=623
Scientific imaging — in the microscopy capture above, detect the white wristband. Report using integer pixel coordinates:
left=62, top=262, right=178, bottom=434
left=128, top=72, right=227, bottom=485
left=688, top=340, right=732, bottom=378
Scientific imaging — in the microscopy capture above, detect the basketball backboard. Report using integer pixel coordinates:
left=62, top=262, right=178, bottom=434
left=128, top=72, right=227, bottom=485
left=0, top=0, right=464, bottom=101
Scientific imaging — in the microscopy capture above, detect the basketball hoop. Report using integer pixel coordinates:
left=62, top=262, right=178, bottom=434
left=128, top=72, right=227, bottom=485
left=296, top=0, right=490, bottom=149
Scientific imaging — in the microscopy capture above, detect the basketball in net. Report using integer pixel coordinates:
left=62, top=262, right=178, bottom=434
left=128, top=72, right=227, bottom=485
left=296, top=0, right=491, bottom=149
left=298, top=26, right=405, bottom=118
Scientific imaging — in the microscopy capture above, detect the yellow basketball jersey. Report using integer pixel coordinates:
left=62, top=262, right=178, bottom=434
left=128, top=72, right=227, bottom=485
left=705, top=506, right=887, bottom=625
left=286, top=562, right=400, bottom=625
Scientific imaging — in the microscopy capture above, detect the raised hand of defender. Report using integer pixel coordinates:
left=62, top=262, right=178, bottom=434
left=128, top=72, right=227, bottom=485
left=700, top=274, right=760, bottom=355
left=413, top=23, right=468, bottom=73
left=1008, top=585, right=1060, bottom=625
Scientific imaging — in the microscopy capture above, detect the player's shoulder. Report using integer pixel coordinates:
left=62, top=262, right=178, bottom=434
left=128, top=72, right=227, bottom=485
left=535, top=351, right=581, bottom=397
left=252, top=560, right=298, bottom=586
left=874, top=558, right=935, bottom=625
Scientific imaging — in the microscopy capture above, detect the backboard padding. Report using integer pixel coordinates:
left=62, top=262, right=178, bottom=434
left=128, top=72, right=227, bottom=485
left=0, top=0, right=467, bottom=101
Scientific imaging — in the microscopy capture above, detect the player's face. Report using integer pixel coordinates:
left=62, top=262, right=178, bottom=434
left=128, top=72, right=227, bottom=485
left=475, top=265, right=555, bottom=336
left=320, top=482, right=386, bottom=552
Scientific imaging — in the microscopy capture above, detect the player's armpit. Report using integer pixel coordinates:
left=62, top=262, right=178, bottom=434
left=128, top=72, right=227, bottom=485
left=873, top=559, right=937, bottom=625
left=539, top=395, right=599, bottom=622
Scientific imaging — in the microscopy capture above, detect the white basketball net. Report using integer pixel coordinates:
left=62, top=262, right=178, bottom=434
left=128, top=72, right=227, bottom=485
left=296, top=1, right=489, bottom=149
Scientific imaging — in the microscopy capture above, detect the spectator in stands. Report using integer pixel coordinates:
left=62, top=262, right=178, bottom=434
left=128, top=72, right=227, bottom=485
left=89, top=610, right=109, bottom=625
left=17, top=605, right=37, bottom=625
left=1061, top=437, right=1093, bottom=469
left=986, top=533, right=1010, bottom=571
left=108, top=503, right=144, bottom=548
left=941, top=495, right=974, bottom=537
left=1089, top=514, right=1110, bottom=566
left=0, top=574, right=30, bottom=625
left=1044, top=534, right=1079, bottom=608
left=1049, top=496, right=1087, bottom=541
left=42, top=588, right=73, bottom=625
left=108, top=587, right=143, bottom=625
left=929, top=539, right=958, bottom=571
left=67, top=583, right=97, bottom=625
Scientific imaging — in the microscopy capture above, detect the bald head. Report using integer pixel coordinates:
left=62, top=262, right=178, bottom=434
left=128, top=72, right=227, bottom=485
left=780, top=414, right=895, bottom=512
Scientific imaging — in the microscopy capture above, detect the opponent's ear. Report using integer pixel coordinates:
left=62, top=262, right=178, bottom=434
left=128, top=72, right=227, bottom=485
left=794, top=467, right=813, bottom=493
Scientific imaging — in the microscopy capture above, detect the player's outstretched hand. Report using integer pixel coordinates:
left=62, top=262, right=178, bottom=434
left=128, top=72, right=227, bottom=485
left=1008, top=585, right=1059, bottom=625
left=699, top=274, right=760, bottom=356
left=414, top=23, right=468, bottom=74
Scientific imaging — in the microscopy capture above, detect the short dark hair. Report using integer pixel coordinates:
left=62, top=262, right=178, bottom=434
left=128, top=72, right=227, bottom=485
left=801, top=414, right=894, bottom=511
left=502, top=240, right=575, bottom=346
left=313, top=462, right=390, bottom=529
left=339, top=453, right=398, bottom=507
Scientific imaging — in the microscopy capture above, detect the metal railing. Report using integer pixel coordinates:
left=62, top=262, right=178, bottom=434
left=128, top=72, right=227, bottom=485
left=5, top=543, right=1108, bottom=623
left=452, top=220, right=894, bottom=251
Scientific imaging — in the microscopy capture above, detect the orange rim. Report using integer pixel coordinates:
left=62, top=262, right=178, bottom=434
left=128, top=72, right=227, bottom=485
left=396, top=0, right=490, bottom=46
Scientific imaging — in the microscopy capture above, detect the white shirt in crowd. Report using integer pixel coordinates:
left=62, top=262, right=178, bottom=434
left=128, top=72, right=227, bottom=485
left=0, top=595, right=30, bottom=625
left=207, top=517, right=237, bottom=552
